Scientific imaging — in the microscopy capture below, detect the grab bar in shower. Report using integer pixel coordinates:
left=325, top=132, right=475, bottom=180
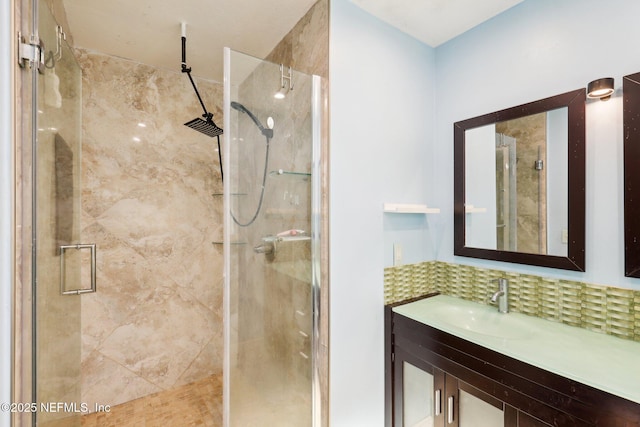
left=59, top=243, right=97, bottom=295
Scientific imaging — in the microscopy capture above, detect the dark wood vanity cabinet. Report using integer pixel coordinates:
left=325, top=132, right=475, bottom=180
left=393, top=345, right=517, bottom=426
left=385, top=303, right=640, bottom=427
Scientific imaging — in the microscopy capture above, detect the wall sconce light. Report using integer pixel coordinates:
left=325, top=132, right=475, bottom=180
left=587, top=77, right=615, bottom=101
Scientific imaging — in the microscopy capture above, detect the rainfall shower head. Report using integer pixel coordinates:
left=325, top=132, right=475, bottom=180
left=181, top=23, right=223, bottom=138
left=231, top=101, right=273, bottom=138
left=180, top=23, right=224, bottom=181
left=184, top=116, right=224, bottom=137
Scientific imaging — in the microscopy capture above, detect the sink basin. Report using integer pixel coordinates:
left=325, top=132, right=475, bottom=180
left=393, top=294, right=640, bottom=405
left=427, top=301, right=537, bottom=340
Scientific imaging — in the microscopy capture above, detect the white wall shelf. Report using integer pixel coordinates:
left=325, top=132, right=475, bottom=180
left=465, top=204, right=487, bottom=213
left=383, top=203, right=440, bottom=214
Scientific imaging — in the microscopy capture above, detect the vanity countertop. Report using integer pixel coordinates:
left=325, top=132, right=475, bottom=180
left=392, top=294, right=640, bottom=405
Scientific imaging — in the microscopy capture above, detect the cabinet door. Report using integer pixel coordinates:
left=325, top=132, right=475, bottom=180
left=517, top=411, right=555, bottom=427
left=394, top=348, right=445, bottom=427
left=456, top=381, right=505, bottom=427
left=393, top=349, right=507, bottom=427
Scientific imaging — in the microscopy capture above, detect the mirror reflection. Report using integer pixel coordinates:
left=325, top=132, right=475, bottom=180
left=454, top=88, right=585, bottom=271
left=465, top=108, right=568, bottom=256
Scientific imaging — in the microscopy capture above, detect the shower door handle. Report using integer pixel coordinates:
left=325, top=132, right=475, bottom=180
left=59, top=243, right=97, bottom=295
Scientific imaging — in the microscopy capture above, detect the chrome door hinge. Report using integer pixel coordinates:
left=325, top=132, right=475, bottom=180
left=17, top=31, right=44, bottom=73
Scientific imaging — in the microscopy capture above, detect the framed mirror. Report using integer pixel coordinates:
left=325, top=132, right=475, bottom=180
left=624, top=72, right=640, bottom=278
left=454, top=89, right=586, bottom=271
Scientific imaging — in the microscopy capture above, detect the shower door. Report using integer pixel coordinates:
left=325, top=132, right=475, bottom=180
left=29, top=0, right=85, bottom=425
left=223, top=48, right=322, bottom=427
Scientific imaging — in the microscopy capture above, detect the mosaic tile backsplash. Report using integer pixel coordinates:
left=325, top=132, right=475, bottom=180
left=384, top=261, right=640, bottom=342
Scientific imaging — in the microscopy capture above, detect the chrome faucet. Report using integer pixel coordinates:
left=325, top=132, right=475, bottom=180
left=490, top=278, right=509, bottom=313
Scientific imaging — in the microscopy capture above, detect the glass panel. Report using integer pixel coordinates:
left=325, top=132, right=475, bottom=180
left=34, top=0, right=83, bottom=425
left=402, top=362, right=435, bottom=427
left=224, top=49, right=318, bottom=426
left=459, top=389, right=503, bottom=427
left=463, top=108, right=568, bottom=257
left=495, top=114, right=547, bottom=255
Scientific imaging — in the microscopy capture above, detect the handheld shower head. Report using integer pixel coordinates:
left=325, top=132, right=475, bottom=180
left=230, top=101, right=273, bottom=138
left=230, top=101, right=250, bottom=116
left=228, top=101, right=274, bottom=227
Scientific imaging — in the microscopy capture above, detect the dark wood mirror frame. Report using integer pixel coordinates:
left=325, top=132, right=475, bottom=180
left=454, top=89, right=586, bottom=271
left=624, top=72, right=640, bottom=278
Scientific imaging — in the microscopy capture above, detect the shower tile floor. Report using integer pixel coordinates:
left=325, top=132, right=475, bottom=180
left=80, top=374, right=222, bottom=427
left=73, top=368, right=309, bottom=426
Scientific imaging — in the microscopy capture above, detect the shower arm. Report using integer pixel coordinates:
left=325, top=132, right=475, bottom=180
left=181, top=36, right=213, bottom=122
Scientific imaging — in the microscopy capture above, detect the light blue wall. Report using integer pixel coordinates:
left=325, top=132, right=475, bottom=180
left=330, top=0, right=640, bottom=424
left=329, top=0, right=436, bottom=425
left=435, top=0, right=640, bottom=288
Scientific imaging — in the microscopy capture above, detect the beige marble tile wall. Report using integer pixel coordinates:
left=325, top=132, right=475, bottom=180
left=77, top=49, right=224, bottom=409
left=266, top=0, right=329, bottom=79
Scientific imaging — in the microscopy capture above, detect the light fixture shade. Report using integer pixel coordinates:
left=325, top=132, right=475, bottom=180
left=587, top=77, right=615, bottom=100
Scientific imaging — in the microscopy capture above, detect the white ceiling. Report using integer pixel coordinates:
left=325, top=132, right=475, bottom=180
left=61, top=0, right=318, bottom=82
left=350, top=0, right=524, bottom=46
left=60, top=0, right=524, bottom=82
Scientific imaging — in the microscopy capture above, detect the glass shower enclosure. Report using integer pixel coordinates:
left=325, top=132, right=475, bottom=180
left=223, top=48, right=322, bottom=426
left=27, top=0, right=86, bottom=425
